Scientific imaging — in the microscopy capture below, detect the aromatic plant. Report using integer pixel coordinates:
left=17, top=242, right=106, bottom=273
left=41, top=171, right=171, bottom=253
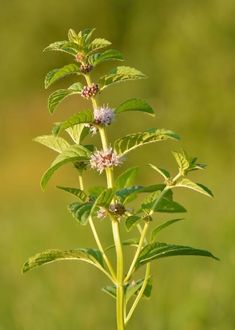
left=22, top=28, right=218, bottom=330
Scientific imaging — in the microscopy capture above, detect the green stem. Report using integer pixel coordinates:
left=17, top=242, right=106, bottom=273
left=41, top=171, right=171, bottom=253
left=124, top=221, right=149, bottom=283
left=78, top=173, right=116, bottom=282
left=125, top=263, right=151, bottom=324
left=84, top=73, right=125, bottom=329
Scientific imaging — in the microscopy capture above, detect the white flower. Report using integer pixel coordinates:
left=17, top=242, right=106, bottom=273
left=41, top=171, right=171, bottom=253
left=94, top=106, right=115, bottom=126
left=90, top=147, right=123, bottom=173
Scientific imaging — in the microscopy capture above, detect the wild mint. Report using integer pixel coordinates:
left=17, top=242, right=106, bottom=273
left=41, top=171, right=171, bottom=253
left=23, top=28, right=218, bottom=330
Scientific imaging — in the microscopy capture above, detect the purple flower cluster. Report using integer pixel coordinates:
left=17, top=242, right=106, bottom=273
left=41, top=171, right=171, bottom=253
left=90, top=148, right=123, bottom=173
left=81, top=83, right=99, bottom=99
left=94, top=106, right=115, bottom=126
left=80, top=63, right=93, bottom=74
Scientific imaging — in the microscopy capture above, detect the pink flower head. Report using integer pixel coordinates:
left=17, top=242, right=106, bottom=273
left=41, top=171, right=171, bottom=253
left=94, top=106, right=115, bottom=126
left=90, top=147, right=123, bottom=173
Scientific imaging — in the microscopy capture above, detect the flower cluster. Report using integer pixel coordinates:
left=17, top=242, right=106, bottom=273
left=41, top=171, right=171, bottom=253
left=90, top=148, right=123, bottom=173
left=75, top=52, right=85, bottom=63
left=96, top=203, right=126, bottom=220
left=80, top=63, right=93, bottom=74
left=94, top=106, right=115, bottom=126
left=81, top=83, right=99, bottom=99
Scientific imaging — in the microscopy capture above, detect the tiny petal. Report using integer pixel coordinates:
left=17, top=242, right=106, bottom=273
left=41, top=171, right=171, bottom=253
left=94, top=105, right=115, bottom=126
left=90, top=147, right=123, bottom=173
left=96, top=207, right=107, bottom=219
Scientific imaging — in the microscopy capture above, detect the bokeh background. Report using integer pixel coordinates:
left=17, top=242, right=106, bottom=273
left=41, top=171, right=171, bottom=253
left=1, top=1, right=235, bottom=329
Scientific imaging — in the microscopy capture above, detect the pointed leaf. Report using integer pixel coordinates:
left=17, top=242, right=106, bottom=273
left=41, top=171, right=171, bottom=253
left=115, top=98, right=155, bottom=116
left=53, top=110, right=93, bottom=135
left=91, top=188, right=114, bottom=215
left=57, top=186, right=88, bottom=202
left=99, top=66, right=146, bottom=90
left=34, top=135, right=70, bottom=153
left=137, top=242, right=219, bottom=267
left=22, top=248, right=104, bottom=273
left=43, top=41, right=80, bottom=56
left=66, top=124, right=90, bottom=144
left=142, top=190, right=187, bottom=213
left=48, top=82, right=83, bottom=114
left=41, top=144, right=91, bottom=190
left=151, top=219, right=184, bottom=242
left=149, top=163, right=170, bottom=180
left=88, top=38, right=111, bottom=53
left=68, top=202, right=92, bottom=225
left=45, top=64, right=81, bottom=89
left=115, top=167, right=139, bottom=189
left=175, top=178, right=213, bottom=197
left=114, top=128, right=180, bottom=156
left=88, top=49, right=124, bottom=66
left=125, top=215, right=142, bottom=231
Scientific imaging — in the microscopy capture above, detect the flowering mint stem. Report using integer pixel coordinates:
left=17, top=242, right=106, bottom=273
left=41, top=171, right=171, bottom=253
left=84, top=73, right=125, bottom=329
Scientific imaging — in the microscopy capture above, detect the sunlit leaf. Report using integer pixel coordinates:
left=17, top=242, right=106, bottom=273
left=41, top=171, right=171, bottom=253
left=99, top=66, right=146, bottom=90
left=114, top=128, right=180, bottom=156
left=41, top=144, right=91, bottom=190
left=125, top=215, right=142, bottom=231
left=88, top=49, right=124, bottom=66
left=149, top=164, right=170, bottom=180
left=88, top=38, right=111, bottom=53
left=175, top=178, right=213, bottom=197
left=48, top=82, right=83, bottom=114
left=43, top=41, right=80, bottom=56
left=22, top=248, right=104, bottom=273
left=115, top=98, right=155, bottom=116
left=137, top=242, right=219, bottom=267
left=34, top=135, right=70, bottom=153
left=45, top=64, right=81, bottom=89
left=53, top=110, right=93, bottom=135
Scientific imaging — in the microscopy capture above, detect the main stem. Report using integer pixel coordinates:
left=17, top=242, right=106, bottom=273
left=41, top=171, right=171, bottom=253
left=85, top=73, right=125, bottom=330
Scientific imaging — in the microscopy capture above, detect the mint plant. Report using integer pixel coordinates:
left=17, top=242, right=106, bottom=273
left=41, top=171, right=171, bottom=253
left=23, top=28, right=218, bottom=330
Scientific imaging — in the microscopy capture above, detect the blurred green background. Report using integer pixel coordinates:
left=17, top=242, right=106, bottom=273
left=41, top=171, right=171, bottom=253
left=1, top=0, right=235, bottom=329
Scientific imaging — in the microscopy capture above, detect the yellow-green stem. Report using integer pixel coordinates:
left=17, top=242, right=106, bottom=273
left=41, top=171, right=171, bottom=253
left=124, top=222, right=149, bottom=283
left=84, top=73, right=125, bottom=329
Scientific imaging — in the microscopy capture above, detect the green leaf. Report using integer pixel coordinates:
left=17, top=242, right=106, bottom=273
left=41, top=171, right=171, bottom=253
left=48, top=82, right=83, bottom=114
left=99, top=66, right=146, bottom=90
left=45, top=64, right=81, bottom=89
left=43, top=41, right=80, bottom=56
left=114, top=128, right=180, bottom=156
left=125, top=277, right=152, bottom=302
left=88, top=38, right=111, bottom=53
left=137, top=242, right=219, bottom=267
left=22, top=248, right=104, bottom=273
left=149, top=164, right=170, bottom=180
left=175, top=178, right=213, bottom=197
left=141, top=190, right=187, bottom=213
left=151, top=219, right=184, bottom=242
left=34, top=135, right=70, bottom=153
left=102, top=277, right=152, bottom=301
left=115, top=167, right=139, bottom=190
left=125, top=215, right=142, bottom=231
left=172, top=150, right=190, bottom=172
left=105, top=239, right=139, bottom=252
left=53, top=110, right=93, bottom=135
left=88, top=49, right=124, bottom=66
left=66, top=124, right=90, bottom=144
left=68, top=202, right=92, bottom=225
left=57, top=186, right=88, bottom=202
left=41, top=144, right=91, bottom=190
left=115, top=98, right=155, bottom=116
left=91, top=188, right=114, bottom=215
left=115, top=185, right=143, bottom=204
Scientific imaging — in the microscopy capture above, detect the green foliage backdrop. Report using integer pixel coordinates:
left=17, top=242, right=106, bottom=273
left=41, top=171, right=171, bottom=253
left=0, top=1, right=234, bottom=329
